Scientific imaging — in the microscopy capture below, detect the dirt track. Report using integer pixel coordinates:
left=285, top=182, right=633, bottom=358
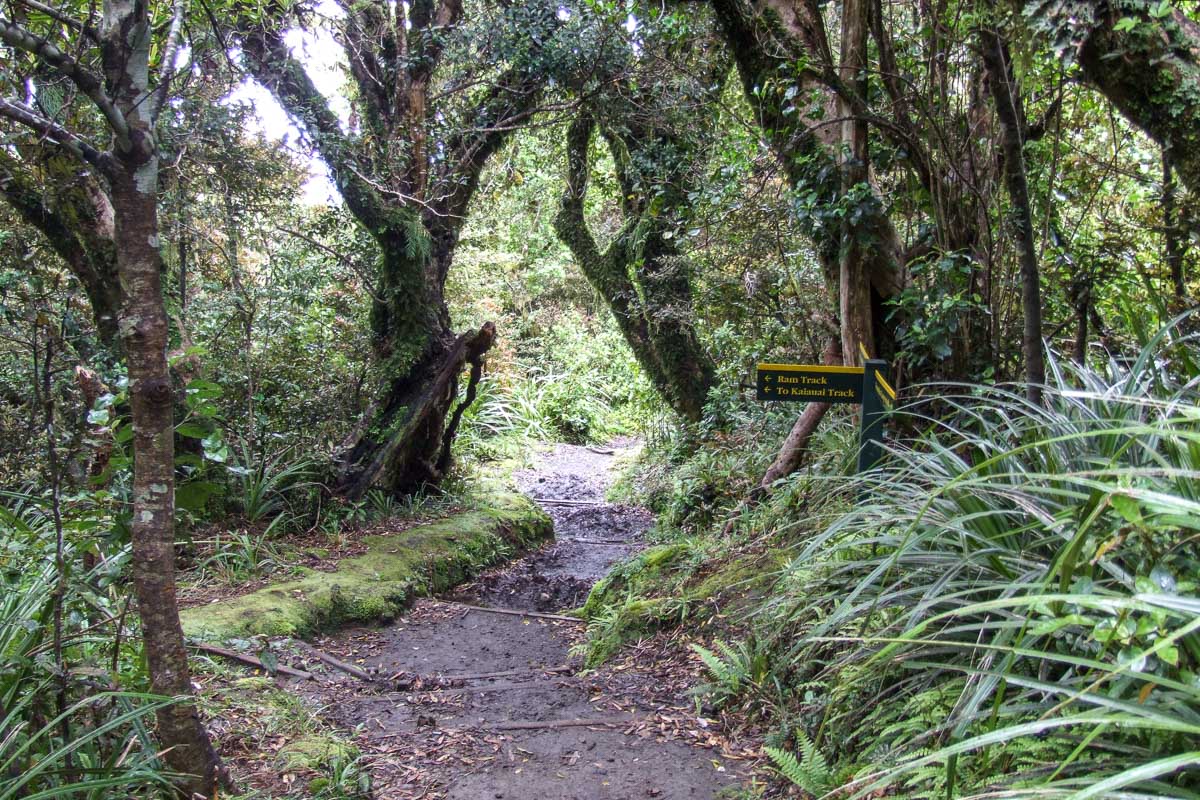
left=301, top=442, right=743, bottom=799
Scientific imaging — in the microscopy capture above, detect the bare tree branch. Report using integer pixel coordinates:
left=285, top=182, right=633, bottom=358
left=13, top=0, right=99, bottom=42
left=151, top=0, right=188, bottom=119
left=434, top=64, right=545, bottom=225
left=237, top=15, right=389, bottom=230
left=334, top=0, right=393, bottom=133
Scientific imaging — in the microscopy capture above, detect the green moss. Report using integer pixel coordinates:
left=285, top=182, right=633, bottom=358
left=200, top=662, right=367, bottom=798
left=182, top=492, right=552, bottom=641
left=278, top=734, right=356, bottom=772
left=685, top=549, right=788, bottom=616
left=580, top=542, right=693, bottom=618
left=578, top=541, right=788, bottom=667
left=582, top=596, right=685, bottom=667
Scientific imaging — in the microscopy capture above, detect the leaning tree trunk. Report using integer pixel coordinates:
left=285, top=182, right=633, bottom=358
left=554, top=114, right=716, bottom=422
left=110, top=139, right=225, bottom=797
left=636, top=235, right=718, bottom=420
left=982, top=28, right=1045, bottom=403
left=333, top=223, right=495, bottom=499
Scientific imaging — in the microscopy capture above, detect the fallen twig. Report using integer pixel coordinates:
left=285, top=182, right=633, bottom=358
left=191, top=643, right=316, bottom=681
left=416, top=680, right=570, bottom=695
left=564, top=537, right=635, bottom=546
left=437, top=600, right=584, bottom=625
left=297, top=641, right=376, bottom=681
left=445, top=665, right=571, bottom=681
left=585, top=446, right=616, bottom=455
left=530, top=498, right=603, bottom=506
left=488, top=717, right=628, bottom=731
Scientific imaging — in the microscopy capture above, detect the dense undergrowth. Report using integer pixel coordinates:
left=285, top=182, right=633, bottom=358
left=585, top=321, right=1200, bottom=798
left=0, top=500, right=175, bottom=798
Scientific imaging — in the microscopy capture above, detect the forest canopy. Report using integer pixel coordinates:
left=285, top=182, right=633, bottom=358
left=0, top=0, right=1198, bottom=797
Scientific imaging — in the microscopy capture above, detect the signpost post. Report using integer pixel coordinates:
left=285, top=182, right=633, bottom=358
left=756, top=358, right=895, bottom=473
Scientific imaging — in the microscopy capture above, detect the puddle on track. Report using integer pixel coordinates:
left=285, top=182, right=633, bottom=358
left=298, top=442, right=744, bottom=799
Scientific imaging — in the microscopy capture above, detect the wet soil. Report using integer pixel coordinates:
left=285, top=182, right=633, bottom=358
left=298, top=442, right=745, bottom=799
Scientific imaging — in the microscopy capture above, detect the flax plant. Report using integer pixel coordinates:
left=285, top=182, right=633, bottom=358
left=767, top=319, right=1200, bottom=797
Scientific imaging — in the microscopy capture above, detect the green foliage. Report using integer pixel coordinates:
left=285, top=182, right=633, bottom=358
left=232, top=447, right=317, bottom=526
left=194, top=529, right=287, bottom=583
left=764, top=326, right=1200, bottom=797
left=0, top=496, right=173, bottom=797
left=598, top=314, right=1200, bottom=798
left=890, top=251, right=990, bottom=377
left=764, top=734, right=834, bottom=798
left=692, top=638, right=780, bottom=710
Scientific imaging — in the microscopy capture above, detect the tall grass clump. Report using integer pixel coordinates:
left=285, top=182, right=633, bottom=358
left=746, top=322, right=1200, bottom=798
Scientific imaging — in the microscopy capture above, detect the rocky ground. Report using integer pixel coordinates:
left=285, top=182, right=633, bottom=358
left=291, top=442, right=750, bottom=799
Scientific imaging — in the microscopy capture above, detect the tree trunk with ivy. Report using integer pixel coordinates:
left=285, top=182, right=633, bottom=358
left=708, top=0, right=903, bottom=360
left=334, top=216, right=490, bottom=496
left=240, top=1, right=556, bottom=497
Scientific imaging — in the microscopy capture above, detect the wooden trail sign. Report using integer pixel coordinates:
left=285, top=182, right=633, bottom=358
left=757, top=358, right=896, bottom=473
left=756, top=364, right=863, bottom=403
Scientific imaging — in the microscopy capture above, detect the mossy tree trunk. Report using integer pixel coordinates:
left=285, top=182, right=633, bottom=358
left=335, top=223, right=487, bottom=496
left=1064, top=1, right=1200, bottom=194
left=555, top=113, right=716, bottom=422
left=0, top=150, right=122, bottom=351
left=239, top=1, right=557, bottom=497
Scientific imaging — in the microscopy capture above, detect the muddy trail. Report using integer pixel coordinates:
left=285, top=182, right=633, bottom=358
left=298, top=442, right=745, bottom=799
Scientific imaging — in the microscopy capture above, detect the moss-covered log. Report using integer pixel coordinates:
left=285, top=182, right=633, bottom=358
left=181, top=493, right=552, bottom=641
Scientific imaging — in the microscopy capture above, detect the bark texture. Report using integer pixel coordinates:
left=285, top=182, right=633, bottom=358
left=981, top=28, right=1045, bottom=400
left=838, top=0, right=874, bottom=363
left=554, top=114, right=716, bottom=422
left=99, top=1, right=227, bottom=793
left=238, top=1, right=557, bottom=496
